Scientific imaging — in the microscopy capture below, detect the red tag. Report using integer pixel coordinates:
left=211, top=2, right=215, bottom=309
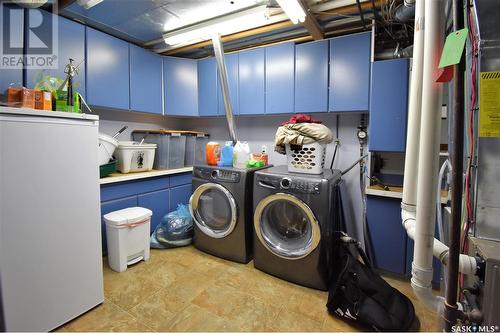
left=436, top=66, right=454, bottom=82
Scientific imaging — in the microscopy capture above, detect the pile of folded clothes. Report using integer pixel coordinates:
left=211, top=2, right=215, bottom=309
left=274, top=114, right=333, bottom=154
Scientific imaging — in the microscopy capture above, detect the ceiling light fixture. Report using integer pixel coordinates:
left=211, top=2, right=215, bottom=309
left=276, top=0, right=306, bottom=24
left=77, top=0, right=104, bottom=10
left=163, top=5, right=276, bottom=46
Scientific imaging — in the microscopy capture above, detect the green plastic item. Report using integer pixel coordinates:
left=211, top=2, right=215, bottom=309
left=439, top=28, right=468, bottom=68
left=100, top=159, right=117, bottom=178
left=246, top=160, right=265, bottom=169
left=54, top=90, right=80, bottom=112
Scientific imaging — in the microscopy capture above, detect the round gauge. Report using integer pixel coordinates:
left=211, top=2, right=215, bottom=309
left=357, top=129, right=367, bottom=140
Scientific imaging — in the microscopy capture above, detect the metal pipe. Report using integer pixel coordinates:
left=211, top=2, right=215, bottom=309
left=212, top=34, right=238, bottom=144
left=444, top=0, right=465, bottom=329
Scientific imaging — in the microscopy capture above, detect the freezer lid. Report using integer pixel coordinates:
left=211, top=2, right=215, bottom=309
left=0, top=106, right=99, bottom=121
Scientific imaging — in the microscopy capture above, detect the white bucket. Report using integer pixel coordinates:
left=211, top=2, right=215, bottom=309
left=115, top=141, right=157, bottom=173
left=98, top=133, right=118, bottom=166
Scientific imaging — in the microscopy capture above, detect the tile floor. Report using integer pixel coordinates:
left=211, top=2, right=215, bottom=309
left=57, top=246, right=441, bottom=332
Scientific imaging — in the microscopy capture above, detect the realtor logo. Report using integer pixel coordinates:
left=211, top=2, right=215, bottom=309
left=1, top=0, right=58, bottom=69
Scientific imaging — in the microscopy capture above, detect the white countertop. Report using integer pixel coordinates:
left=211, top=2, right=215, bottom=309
left=366, top=185, right=449, bottom=204
left=0, top=106, right=99, bottom=120
left=100, top=167, right=193, bottom=185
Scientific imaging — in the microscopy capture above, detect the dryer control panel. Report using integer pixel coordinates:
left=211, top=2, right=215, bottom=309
left=194, top=167, right=241, bottom=183
left=257, top=175, right=321, bottom=194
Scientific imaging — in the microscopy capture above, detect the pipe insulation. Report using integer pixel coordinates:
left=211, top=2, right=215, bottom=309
left=212, top=34, right=238, bottom=144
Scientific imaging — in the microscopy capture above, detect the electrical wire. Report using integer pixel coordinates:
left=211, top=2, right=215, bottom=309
left=341, top=154, right=369, bottom=176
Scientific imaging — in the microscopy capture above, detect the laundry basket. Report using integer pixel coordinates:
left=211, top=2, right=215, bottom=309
left=286, top=142, right=326, bottom=174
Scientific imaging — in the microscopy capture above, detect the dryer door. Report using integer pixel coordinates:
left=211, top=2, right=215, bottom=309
left=189, top=183, right=237, bottom=238
left=254, top=193, right=321, bottom=260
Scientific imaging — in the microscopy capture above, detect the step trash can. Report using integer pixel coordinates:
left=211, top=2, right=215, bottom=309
left=104, top=207, right=152, bottom=272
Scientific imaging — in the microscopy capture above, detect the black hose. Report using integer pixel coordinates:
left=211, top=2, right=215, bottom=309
left=444, top=0, right=465, bottom=330
left=341, top=154, right=369, bottom=176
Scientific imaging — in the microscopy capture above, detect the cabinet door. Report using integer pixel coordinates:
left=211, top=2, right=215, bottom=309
left=265, top=42, right=295, bottom=114
left=329, top=32, right=371, bottom=112
left=0, top=5, right=23, bottom=93
left=369, top=59, right=409, bottom=152
left=295, top=40, right=329, bottom=113
left=25, top=12, right=86, bottom=98
left=86, top=27, right=129, bottom=109
left=129, top=44, right=162, bottom=114
left=169, top=184, right=192, bottom=212
left=239, top=48, right=264, bottom=115
left=366, top=196, right=407, bottom=275
left=198, top=57, right=218, bottom=116
left=217, top=53, right=239, bottom=115
left=164, top=57, right=198, bottom=116
left=137, top=189, right=170, bottom=234
left=101, top=196, right=137, bottom=253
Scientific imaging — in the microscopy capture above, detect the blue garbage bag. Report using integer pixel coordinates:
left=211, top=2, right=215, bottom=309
left=150, top=204, right=193, bottom=249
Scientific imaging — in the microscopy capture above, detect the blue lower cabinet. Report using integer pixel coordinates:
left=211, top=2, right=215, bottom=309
left=137, top=189, right=170, bottom=234
left=100, top=196, right=138, bottom=253
left=169, top=184, right=192, bottom=212
left=366, top=196, right=407, bottom=275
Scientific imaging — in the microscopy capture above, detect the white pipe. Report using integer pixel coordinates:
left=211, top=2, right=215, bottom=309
left=413, top=0, right=445, bottom=313
left=401, top=0, right=425, bottom=208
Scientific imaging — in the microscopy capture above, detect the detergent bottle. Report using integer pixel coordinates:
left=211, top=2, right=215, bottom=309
left=233, top=141, right=250, bottom=169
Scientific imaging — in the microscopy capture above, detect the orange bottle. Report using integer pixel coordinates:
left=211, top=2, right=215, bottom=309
left=206, top=142, right=220, bottom=166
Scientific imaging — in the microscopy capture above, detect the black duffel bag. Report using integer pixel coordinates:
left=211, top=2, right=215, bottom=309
left=326, top=232, right=418, bottom=331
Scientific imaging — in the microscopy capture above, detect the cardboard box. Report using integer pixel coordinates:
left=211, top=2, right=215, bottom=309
left=7, top=87, right=35, bottom=109
left=34, top=90, right=52, bottom=111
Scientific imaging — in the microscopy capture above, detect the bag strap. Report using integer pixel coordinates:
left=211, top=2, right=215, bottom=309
left=339, top=232, right=373, bottom=269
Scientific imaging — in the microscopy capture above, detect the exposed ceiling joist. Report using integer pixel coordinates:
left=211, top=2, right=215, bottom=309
left=57, top=0, right=77, bottom=10
left=297, top=0, right=324, bottom=40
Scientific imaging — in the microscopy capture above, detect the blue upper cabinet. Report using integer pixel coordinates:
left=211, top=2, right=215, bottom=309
left=25, top=12, right=86, bottom=98
left=163, top=57, right=198, bottom=116
left=86, top=27, right=130, bottom=110
left=217, top=53, right=239, bottom=115
left=129, top=44, right=162, bottom=114
left=295, top=40, right=329, bottom=113
left=369, top=58, right=409, bottom=152
left=265, top=42, right=295, bottom=114
left=238, top=48, right=265, bottom=115
left=329, top=32, right=371, bottom=112
left=198, top=57, right=219, bottom=116
left=0, top=4, right=23, bottom=93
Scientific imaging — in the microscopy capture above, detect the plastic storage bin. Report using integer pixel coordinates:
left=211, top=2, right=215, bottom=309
left=133, top=130, right=186, bottom=169
left=103, top=207, right=152, bottom=272
left=184, top=132, right=209, bottom=166
left=286, top=142, right=326, bottom=175
left=115, top=141, right=156, bottom=173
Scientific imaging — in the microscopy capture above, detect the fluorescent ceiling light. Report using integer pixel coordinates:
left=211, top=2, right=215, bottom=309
left=163, top=5, right=279, bottom=46
left=276, top=0, right=306, bottom=24
left=77, top=0, right=104, bottom=9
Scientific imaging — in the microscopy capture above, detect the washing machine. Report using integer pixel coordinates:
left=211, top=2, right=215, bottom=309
left=252, top=166, right=342, bottom=290
left=190, top=165, right=269, bottom=264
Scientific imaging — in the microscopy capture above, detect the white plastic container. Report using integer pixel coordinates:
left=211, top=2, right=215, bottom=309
left=115, top=141, right=157, bottom=173
left=286, top=142, right=326, bottom=175
left=103, top=207, right=152, bottom=272
left=98, top=133, right=118, bottom=166
left=233, top=141, right=250, bottom=169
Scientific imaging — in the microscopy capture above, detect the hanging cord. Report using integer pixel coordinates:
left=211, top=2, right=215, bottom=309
left=330, top=114, right=340, bottom=170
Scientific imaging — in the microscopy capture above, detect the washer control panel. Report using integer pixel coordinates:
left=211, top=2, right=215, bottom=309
left=258, top=175, right=321, bottom=194
left=195, top=167, right=240, bottom=183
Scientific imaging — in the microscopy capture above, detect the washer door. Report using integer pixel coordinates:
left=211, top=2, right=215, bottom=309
left=254, top=193, right=321, bottom=260
left=189, top=183, right=237, bottom=238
